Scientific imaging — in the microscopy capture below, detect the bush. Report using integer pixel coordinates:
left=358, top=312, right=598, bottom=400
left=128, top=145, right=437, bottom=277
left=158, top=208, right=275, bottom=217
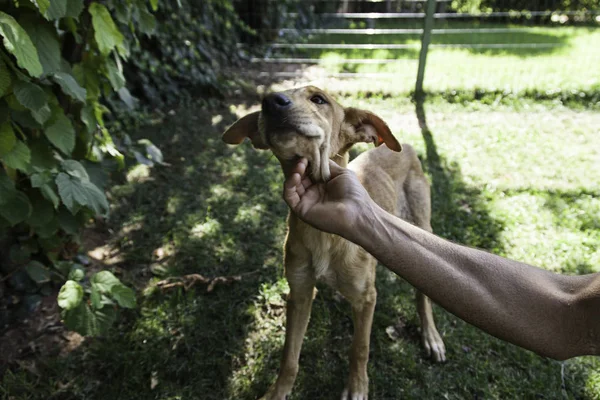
left=123, top=0, right=250, bottom=107
left=0, top=0, right=155, bottom=335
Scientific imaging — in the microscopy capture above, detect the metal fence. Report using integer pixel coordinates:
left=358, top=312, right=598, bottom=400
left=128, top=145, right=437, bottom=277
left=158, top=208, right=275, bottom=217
left=236, top=0, right=600, bottom=94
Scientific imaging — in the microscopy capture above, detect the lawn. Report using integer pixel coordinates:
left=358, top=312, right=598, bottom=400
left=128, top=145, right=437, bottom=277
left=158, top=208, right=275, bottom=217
left=2, top=13, right=600, bottom=400
left=1, top=93, right=599, bottom=399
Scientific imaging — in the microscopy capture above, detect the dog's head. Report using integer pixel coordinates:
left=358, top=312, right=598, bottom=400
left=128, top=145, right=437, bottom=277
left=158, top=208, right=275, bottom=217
left=222, top=86, right=401, bottom=181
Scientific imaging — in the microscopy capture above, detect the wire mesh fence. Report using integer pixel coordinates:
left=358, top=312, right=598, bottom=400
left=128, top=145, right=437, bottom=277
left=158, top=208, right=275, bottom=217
left=235, top=0, right=600, bottom=96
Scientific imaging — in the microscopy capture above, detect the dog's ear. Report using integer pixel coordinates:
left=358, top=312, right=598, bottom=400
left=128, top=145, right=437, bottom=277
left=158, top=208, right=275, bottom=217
left=222, top=111, right=269, bottom=149
left=344, top=108, right=402, bottom=152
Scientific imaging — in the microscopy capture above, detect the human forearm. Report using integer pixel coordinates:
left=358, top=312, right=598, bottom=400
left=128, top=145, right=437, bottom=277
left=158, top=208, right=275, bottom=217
left=348, top=203, right=600, bottom=360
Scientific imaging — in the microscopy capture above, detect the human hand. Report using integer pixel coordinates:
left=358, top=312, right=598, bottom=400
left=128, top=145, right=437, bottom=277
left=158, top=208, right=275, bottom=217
left=283, top=158, right=373, bottom=237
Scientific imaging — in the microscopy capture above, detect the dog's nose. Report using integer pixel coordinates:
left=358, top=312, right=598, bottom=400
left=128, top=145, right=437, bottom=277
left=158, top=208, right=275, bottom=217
left=262, top=93, right=292, bottom=114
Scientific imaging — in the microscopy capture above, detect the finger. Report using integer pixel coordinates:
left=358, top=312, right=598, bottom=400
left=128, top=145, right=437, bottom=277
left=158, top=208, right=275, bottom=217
left=283, top=173, right=301, bottom=209
left=300, top=176, right=312, bottom=190
left=328, top=159, right=346, bottom=178
left=292, top=157, right=308, bottom=178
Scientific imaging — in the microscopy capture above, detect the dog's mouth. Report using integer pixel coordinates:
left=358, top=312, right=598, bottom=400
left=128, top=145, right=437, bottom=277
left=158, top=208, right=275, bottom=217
left=259, top=114, right=331, bottom=182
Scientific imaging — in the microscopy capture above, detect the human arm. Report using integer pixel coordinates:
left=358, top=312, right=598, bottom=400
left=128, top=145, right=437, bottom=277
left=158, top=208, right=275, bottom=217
left=284, top=158, right=600, bottom=360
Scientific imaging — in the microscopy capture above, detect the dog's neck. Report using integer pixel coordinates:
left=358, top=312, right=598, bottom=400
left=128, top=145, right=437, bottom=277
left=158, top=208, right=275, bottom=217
left=278, top=147, right=350, bottom=180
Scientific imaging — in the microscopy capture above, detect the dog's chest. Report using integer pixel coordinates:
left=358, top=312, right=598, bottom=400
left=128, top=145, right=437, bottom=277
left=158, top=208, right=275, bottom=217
left=300, top=228, right=361, bottom=287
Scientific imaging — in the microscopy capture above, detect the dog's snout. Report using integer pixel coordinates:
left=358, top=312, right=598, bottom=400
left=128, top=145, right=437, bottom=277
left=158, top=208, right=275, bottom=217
left=262, top=93, right=292, bottom=114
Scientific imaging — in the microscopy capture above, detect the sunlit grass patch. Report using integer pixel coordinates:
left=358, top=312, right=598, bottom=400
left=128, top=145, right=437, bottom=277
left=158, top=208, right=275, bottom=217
left=283, top=21, right=600, bottom=96
left=2, top=92, right=599, bottom=399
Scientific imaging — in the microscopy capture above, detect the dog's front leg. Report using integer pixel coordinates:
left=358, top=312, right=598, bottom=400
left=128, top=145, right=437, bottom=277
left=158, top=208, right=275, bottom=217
left=261, top=257, right=316, bottom=400
left=342, top=286, right=377, bottom=400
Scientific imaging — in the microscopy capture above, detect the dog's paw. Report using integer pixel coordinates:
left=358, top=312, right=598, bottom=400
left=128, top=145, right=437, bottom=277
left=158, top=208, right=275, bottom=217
left=341, top=388, right=368, bottom=400
left=259, top=384, right=291, bottom=400
left=341, top=374, right=369, bottom=400
left=421, top=325, right=446, bottom=363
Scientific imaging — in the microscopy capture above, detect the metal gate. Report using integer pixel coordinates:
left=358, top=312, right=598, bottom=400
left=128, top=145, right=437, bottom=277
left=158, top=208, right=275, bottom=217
left=235, top=0, right=600, bottom=95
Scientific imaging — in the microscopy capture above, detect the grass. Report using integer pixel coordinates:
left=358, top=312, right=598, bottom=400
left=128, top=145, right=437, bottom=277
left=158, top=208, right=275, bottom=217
left=2, top=16, right=600, bottom=400
left=277, top=20, right=600, bottom=96
left=1, top=94, right=599, bottom=399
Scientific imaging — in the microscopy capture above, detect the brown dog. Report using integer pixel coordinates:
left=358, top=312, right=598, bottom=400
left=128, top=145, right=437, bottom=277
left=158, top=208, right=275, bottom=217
left=223, top=86, right=446, bottom=400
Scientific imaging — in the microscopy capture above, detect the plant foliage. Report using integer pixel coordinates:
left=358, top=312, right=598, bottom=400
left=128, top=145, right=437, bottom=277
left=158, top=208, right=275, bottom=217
left=0, top=0, right=152, bottom=336
left=122, top=0, right=251, bottom=106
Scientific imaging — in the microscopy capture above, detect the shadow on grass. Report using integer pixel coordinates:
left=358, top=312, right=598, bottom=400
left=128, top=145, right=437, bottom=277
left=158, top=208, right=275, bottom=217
left=0, top=98, right=292, bottom=400
left=3, top=94, right=599, bottom=400
left=415, top=97, right=505, bottom=250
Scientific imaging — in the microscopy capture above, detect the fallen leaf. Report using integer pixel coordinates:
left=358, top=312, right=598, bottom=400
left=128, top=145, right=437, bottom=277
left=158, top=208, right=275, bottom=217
left=150, top=371, right=158, bottom=390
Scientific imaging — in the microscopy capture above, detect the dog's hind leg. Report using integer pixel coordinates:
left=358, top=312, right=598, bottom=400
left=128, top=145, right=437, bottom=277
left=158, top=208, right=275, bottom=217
left=405, top=168, right=447, bottom=363
left=416, top=291, right=446, bottom=362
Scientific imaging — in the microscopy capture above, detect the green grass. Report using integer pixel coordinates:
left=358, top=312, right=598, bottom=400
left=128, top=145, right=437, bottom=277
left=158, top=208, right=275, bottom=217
left=282, top=20, right=600, bottom=95
left=1, top=94, right=599, bottom=399
left=2, top=18, right=600, bottom=398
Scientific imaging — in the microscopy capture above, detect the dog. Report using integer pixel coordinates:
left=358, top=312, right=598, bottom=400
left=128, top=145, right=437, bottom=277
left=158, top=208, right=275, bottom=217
left=223, top=86, right=446, bottom=400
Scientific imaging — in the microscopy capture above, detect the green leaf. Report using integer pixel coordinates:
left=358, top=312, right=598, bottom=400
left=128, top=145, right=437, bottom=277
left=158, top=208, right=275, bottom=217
left=93, top=305, right=117, bottom=334
left=62, top=159, right=89, bottom=180
left=46, top=0, right=68, bottom=20
left=36, top=215, right=59, bottom=237
left=55, top=172, right=87, bottom=212
left=0, top=59, right=11, bottom=97
left=89, top=3, right=124, bottom=56
left=6, top=95, right=26, bottom=112
left=21, top=19, right=61, bottom=74
left=73, top=63, right=100, bottom=100
left=65, top=0, right=84, bottom=18
left=137, top=7, right=156, bottom=35
left=149, top=0, right=158, bottom=12
left=28, top=192, right=54, bottom=227
left=104, top=59, right=125, bottom=91
left=31, top=104, right=52, bottom=125
left=25, top=260, right=51, bottom=283
left=0, top=12, right=43, bottom=77
left=68, top=264, right=85, bottom=281
left=111, top=284, right=136, bottom=308
left=81, top=104, right=97, bottom=133
left=0, top=122, right=16, bottom=157
left=29, top=0, right=51, bottom=16
left=10, top=244, right=32, bottom=264
left=53, top=72, right=86, bottom=102
left=13, top=80, right=47, bottom=112
left=1, top=140, right=31, bottom=171
left=91, top=270, right=120, bottom=292
left=44, top=110, right=75, bottom=155
left=40, top=183, right=60, bottom=208
left=0, top=190, right=32, bottom=225
left=0, top=173, right=16, bottom=205
left=80, top=179, right=109, bottom=215
left=57, top=280, right=83, bottom=310
left=57, top=207, right=78, bottom=233
left=117, top=87, right=137, bottom=109
left=29, top=138, right=57, bottom=171
left=139, top=139, right=163, bottom=164
left=113, top=2, right=130, bottom=25
left=90, top=284, right=102, bottom=308
left=55, top=172, right=108, bottom=215
left=31, top=170, right=52, bottom=187
left=53, top=260, right=72, bottom=276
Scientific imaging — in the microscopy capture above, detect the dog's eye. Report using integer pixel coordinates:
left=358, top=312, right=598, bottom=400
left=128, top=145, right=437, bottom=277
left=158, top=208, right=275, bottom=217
left=310, top=95, right=327, bottom=105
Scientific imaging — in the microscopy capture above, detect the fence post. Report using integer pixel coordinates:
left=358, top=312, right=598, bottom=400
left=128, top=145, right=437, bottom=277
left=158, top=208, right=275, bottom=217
left=415, top=0, right=436, bottom=98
